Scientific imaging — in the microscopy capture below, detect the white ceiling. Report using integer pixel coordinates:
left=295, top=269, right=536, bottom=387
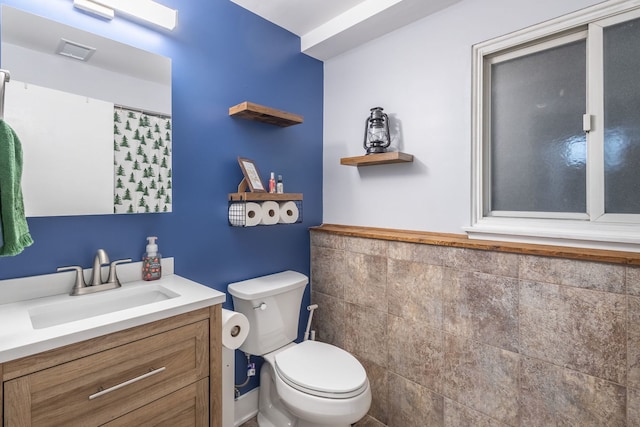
left=231, top=0, right=368, bottom=36
left=230, top=0, right=462, bottom=61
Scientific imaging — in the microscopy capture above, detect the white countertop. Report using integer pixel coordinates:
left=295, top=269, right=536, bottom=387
left=0, top=259, right=225, bottom=363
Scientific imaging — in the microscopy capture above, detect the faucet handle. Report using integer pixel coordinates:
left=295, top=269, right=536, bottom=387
left=106, top=258, right=133, bottom=286
left=57, top=265, right=87, bottom=295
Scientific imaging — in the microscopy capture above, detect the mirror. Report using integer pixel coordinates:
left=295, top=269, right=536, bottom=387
left=1, top=6, right=172, bottom=216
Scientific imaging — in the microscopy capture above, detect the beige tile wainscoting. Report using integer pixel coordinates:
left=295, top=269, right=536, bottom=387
left=310, top=224, right=640, bottom=427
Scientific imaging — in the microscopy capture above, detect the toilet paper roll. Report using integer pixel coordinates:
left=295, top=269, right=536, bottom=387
left=278, top=201, right=300, bottom=224
left=221, top=308, right=250, bottom=349
left=228, top=202, right=262, bottom=227
left=259, top=201, right=280, bottom=225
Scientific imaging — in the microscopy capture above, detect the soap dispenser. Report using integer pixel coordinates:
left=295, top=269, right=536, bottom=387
left=142, top=236, right=162, bottom=281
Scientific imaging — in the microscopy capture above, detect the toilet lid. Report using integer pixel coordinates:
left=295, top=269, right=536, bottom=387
left=274, top=340, right=368, bottom=399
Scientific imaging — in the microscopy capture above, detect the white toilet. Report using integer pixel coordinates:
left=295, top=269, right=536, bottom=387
left=228, top=270, right=371, bottom=427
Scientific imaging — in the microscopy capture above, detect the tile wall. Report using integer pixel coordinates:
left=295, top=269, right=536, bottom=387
left=310, top=230, right=640, bottom=427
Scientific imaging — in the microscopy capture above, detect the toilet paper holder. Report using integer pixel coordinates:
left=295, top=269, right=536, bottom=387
left=227, top=193, right=303, bottom=227
left=229, top=324, right=242, bottom=337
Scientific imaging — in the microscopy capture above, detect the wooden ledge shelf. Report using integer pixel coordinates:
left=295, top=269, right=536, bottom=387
left=229, top=102, right=303, bottom=127
left=340, top=151, right=413, bottom=166
left=310, top=224, right=640, bottom=266
left=228, top=192, right=303, bottom=202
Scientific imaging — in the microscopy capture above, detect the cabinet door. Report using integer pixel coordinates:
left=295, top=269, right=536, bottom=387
left=103, top=378, right=209, bottom=427
left=4, top=320, right=208, bottom=426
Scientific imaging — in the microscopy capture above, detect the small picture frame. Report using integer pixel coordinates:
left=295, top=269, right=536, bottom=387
left=237, top=157, right=266, bottom=192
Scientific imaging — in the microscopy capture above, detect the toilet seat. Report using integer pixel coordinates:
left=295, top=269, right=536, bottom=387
left=274, top=340, right=368, bottom=399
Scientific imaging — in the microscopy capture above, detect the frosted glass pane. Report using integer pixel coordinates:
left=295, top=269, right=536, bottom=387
left=490, top=40, right=586, bottom=213
left=603, top=17, right=640, bottom=214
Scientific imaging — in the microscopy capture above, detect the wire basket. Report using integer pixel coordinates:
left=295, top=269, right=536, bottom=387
left=228, top=200, right=303, bottom=227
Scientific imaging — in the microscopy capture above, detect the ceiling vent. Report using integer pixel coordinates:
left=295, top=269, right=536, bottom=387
left=56, top=38, right=96, bottom=61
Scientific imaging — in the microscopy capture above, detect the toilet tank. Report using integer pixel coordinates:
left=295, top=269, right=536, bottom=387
left=228, top=270, right=308, bottom=356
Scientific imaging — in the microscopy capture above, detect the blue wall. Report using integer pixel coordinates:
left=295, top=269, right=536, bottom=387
left=0, top=0, right=323, bottom=393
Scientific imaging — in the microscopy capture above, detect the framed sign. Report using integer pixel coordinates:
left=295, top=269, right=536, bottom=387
left=237, top=157, right=266, bottom=192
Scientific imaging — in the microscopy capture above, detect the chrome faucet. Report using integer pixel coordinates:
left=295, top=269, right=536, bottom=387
left=57, top=249, right=132, bottom=296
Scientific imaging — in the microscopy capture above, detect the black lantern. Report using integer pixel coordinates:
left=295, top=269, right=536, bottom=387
left=363, top=107, right=390, bottom=154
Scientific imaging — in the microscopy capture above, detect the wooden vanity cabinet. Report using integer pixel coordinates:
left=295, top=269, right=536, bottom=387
left=1, top=305, right=222, bottom=427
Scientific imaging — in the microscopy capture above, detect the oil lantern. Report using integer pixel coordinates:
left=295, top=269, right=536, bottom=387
left=363, top=107, right=390, bottom=154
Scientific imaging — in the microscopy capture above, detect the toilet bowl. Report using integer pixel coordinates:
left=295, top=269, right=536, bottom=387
left=228, top=271, right=372, bottom=427
left=261, top=341, right=371, bottom=427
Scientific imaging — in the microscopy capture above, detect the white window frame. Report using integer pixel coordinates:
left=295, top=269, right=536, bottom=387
left=467, top=0, right=640, bottom=252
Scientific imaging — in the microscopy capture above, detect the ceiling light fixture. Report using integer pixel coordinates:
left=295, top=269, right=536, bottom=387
left=73, top=0, right=177, bottom=31
left=73, top=0, right=114, bottom=20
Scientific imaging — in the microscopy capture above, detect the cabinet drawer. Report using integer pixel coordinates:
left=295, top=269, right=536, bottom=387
left=4, top=320, right=208, bottom=427
left=104, top=378, right=209, bottom=427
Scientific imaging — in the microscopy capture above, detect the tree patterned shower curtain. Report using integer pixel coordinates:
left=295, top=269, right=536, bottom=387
left=113, top=107, right=172, bottom=214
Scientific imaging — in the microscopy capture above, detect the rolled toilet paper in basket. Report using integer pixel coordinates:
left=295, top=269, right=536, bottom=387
left=278, top=201, right=299, bottom=224
left=259, top=201, right=280, bottom=225
left=221, top=308, right=250, bottom=349
left=228, top=202, right=262, bottom=227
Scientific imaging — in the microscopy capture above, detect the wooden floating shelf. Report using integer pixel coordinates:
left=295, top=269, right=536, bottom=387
left=229, top=101, right=303, bottom=127
left=228, top=192, right=303, bottom=202
left=340, top=151, right=414, bottom=166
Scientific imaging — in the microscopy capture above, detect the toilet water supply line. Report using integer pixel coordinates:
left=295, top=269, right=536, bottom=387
left=234, top=352, right=255, bottom=398
left=234, top=304, right=318, bottom=398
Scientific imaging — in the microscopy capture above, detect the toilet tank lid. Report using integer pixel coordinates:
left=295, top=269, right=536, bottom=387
left=228, top=270, right=308, bottom=300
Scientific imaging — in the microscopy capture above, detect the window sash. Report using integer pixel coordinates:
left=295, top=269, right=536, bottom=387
left=485, top=31, right=588, bottom=216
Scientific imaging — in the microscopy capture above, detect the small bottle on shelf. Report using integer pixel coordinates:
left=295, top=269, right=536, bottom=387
left=276, top=175, right=284, bottom=194
left=269, top=172, right=276, bottom=194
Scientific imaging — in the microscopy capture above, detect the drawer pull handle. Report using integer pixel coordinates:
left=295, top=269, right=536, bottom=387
left=89, top=367, right=166, bottom=400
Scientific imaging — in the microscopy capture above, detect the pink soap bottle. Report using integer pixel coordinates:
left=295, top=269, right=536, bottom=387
left=269, top=172, right=276, bottom=194
left=142, top=236, right=162, bottom=281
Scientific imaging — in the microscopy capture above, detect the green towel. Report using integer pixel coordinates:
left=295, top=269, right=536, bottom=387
left=0, top=119, right=33, bottom=256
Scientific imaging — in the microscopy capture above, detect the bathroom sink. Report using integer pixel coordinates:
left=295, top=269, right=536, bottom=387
left=28, top=284, right=180, bottom=329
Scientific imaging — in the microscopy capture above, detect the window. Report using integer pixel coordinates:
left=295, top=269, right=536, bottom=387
left=468, top=1, right=640, bottom=251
